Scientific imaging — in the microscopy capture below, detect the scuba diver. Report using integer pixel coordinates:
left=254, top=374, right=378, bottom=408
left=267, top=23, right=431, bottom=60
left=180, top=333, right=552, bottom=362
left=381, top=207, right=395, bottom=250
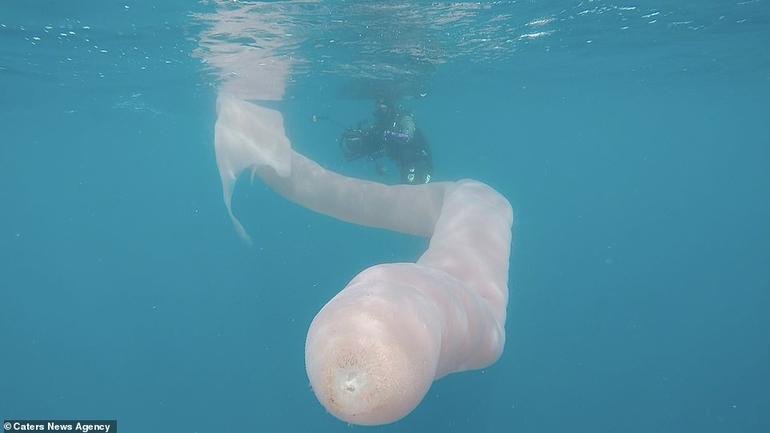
left=340, top=99, right=433, bottom=184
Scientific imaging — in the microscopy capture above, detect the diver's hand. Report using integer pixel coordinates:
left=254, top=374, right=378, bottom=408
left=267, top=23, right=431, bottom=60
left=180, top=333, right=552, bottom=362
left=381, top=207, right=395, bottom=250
left=341, top=128, right=371, bottom=161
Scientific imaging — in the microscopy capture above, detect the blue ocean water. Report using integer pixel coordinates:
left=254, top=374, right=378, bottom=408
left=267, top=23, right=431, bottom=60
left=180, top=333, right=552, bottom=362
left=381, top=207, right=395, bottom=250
left=1, top=1, right=769, bottom=432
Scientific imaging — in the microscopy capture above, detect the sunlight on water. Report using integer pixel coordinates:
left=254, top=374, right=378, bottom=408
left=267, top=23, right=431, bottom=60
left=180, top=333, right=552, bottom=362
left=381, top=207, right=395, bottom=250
left=188, top=0, right=770, bottom=100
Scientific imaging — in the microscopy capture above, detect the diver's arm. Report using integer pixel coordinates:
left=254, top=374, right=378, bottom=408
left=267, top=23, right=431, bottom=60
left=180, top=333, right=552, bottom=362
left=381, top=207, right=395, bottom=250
left=341, top=127, right=384, bottom=161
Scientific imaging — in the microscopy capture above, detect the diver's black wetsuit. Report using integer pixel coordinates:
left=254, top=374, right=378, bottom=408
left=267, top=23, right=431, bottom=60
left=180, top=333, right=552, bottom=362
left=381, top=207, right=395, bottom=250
left=341, top=110, right=433, bottom=184
left=385, top=128, right=432, bottom=184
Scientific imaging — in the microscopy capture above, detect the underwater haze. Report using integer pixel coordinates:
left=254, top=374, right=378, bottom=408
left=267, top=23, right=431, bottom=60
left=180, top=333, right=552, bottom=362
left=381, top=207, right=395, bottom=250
left=1, top=0, right=769, bottom=432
